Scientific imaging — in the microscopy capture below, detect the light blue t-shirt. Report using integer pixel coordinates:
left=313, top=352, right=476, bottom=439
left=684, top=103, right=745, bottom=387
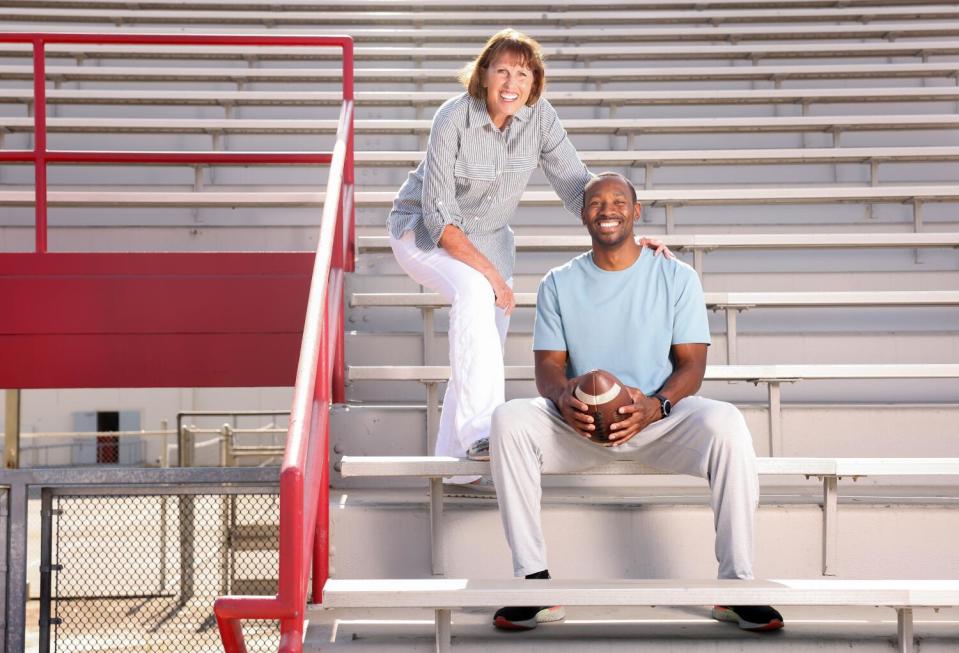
left=533, top=249, right=711, bottom=395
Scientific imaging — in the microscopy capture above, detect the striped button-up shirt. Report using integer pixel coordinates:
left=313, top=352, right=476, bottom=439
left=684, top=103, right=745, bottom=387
left=388, top=93, right=591, bottom=280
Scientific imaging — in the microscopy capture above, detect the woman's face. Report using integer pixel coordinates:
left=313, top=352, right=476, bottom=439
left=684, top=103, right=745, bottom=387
left=482, top=52, right=534, bottom=129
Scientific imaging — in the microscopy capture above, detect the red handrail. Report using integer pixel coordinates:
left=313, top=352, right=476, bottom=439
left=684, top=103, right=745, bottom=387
left=0, top=33, right=355, bottom=652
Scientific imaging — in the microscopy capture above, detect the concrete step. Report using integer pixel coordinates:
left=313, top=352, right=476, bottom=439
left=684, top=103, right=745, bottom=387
left=304, top=605, right=959, bottom=653
left=327, top=487, right=959, bottom=580
left=329, top=403, right=959, bottom=485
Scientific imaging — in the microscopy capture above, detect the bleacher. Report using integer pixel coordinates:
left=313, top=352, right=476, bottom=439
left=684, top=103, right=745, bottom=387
left=2, top=0, right=959, bottom=651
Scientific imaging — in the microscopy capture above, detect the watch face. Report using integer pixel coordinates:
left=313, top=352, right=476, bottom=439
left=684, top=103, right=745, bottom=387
left=662, top=399, right=672, bottom=417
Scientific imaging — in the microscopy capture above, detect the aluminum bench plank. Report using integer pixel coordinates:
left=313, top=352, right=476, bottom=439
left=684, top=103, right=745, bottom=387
left=4, top=87, right=959, bottom=106
left=359, top=233, right=959, bottom=252
left=349, top=290, right=959, bottom=309
left=4, top=114, right=959, bottom=136
left=355, top=146, right=959, bottom=167
left=337, top=455, right=959, bottom=478
left=3, top=62, right=956, bottom=83
left=7, top=6, right=959, bottom=24
left=346, top=363, right=959, bottom=382
left=5, top=16, right=959, bottom=42
left=4, top=185, right=955, bottom=207
left=322, top=577, right=959, bottom=608
left=12, top=0, right=959, bottom=9
left=2, top=41, right=958, bottom=61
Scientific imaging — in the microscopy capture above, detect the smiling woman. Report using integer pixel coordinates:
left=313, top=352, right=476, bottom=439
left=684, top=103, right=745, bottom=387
left=385, top=29, right=664, bottom=482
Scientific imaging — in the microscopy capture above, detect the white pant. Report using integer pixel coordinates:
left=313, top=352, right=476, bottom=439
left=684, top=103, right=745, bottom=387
left=489, top=395, right=760, bottom=580
left=390, top=232, right=510, bottom=481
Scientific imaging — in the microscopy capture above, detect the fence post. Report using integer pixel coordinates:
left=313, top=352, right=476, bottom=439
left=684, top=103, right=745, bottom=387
left=4, top=390, right=19, bottom=469
left=38, top=488, right=54, bottom=653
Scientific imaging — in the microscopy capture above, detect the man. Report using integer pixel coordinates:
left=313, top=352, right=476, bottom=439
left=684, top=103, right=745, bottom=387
left=488, top=172, right=784, bottom=633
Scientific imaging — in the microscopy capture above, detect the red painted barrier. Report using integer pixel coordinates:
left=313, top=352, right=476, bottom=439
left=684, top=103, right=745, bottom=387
left=0, top=33, right=355, bottom=651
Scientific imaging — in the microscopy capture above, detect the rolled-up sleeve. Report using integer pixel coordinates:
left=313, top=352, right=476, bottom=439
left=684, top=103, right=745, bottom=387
left=539, top=99, right=592, bottom=217
left=421, top=103, right=465, bottom=245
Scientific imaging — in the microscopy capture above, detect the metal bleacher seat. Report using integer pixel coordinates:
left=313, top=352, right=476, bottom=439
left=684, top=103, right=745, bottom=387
left=7, top=4, right=959, bottom=26
left=4, top=87, right=959, bottom=111
left=3, top=115, right=959, bottom=150
left=2, top=40, right=959, bottom=63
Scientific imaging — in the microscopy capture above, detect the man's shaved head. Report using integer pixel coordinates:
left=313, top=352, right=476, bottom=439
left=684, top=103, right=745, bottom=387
left=583, top=172, right=637, bottom=206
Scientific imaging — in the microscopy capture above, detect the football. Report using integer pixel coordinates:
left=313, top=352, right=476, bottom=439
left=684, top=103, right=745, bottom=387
left=573, top=369, right=633, bottom=443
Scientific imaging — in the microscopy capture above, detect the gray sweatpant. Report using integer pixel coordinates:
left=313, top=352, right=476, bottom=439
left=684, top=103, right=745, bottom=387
left=489, top=395, right=759, bottom=580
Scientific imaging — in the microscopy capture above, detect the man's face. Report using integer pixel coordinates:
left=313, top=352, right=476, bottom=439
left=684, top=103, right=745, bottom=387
left=581, top=177, right=641, bottom=248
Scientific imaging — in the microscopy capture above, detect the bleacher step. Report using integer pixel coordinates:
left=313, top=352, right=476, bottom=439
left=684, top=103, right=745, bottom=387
left=330, top=403, right=959, bottom=485
left=328, top=488, right=959, bottom=579
left=303, top=605, right=959, bottom=652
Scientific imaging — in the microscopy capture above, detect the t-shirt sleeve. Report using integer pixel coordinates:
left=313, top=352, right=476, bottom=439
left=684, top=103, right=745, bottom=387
left=533, top=272, right=568, bottom=351
left=672, top=265, right=712, bottom=346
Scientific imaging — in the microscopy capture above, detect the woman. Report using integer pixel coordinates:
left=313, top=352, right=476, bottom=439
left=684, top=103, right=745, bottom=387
left=388, top=29, right=668, bottom=483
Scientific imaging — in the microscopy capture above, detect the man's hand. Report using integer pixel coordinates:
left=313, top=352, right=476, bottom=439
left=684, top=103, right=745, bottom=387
left=554, top=377, right=595, bottom=438
left=605, top=387, right=662, bottom=446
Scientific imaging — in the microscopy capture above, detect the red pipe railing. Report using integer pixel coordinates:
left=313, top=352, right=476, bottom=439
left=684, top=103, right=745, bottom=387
left=0, top=33, right=355, bottom=652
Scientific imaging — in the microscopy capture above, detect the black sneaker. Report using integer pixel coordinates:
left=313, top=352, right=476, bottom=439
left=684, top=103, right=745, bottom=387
left=492, top=570, right=566, bottom=631
left=712, top=605, right=784, bottom=631
left=493, top=605, right=566, bottom=631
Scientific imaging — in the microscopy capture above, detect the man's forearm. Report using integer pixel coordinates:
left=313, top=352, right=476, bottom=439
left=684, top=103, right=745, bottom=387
left=654, top=360, right=704, bottom=405
left=536, top=360, right=571, bottom=407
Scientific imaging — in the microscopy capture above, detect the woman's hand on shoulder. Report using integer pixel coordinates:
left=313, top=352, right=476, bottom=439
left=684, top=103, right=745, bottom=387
left=637, top=236, right=673, bottom=259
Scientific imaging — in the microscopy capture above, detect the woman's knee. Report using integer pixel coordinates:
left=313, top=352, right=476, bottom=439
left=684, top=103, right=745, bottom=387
left=451, top=272, right=495, bottom=308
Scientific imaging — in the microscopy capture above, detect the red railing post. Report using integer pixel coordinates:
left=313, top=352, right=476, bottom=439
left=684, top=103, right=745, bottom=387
left=32, top=38, right=47, bottom=254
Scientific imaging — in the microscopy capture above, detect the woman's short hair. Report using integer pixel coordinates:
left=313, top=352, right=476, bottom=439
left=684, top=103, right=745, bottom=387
left=458, top=29, right=546, bottom=106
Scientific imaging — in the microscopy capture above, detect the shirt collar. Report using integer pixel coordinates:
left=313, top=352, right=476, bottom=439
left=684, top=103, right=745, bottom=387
left=467, top=94, right=534, bottom=130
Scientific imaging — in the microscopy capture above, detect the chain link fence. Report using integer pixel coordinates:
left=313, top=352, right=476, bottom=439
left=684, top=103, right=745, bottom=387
left=44, top=490, right=281, bottom=653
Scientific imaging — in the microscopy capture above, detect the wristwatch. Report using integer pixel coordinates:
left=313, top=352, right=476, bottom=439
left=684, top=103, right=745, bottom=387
left=652, top=393, right=672, bottom=418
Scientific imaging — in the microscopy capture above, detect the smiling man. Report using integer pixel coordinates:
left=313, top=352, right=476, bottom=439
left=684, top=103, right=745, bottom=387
left=487, top=172, right=784, bottom=633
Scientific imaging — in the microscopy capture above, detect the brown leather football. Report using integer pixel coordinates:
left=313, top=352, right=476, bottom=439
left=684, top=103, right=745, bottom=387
left=574, top=369, right=633, bottom=443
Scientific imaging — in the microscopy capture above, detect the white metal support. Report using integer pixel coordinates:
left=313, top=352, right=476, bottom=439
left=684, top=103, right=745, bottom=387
left=422, top=307, right=436, bottom=365
left=724, top=308, right=738, bottom=365
left=644, top=163, right=654, bottom=190
left=913, top=199, right=924, bottom=264
left=865, top=159, right=879, bottom=219
left=429, top=478, right=445, bottom=576
left=692, top=248, right=704, bottom=278
left=767, top=382, right=783, bottom=457
left=822, top=475, right=838, bottom=576
left=435, top=608, right=452, bottom=653
left=664, top=204, right=675, bottom=233
left=897, top=607, right=914, bottom=653
left=220, top=424, right=231, bottom=467
left=426, top=382, right=439, bottom=456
